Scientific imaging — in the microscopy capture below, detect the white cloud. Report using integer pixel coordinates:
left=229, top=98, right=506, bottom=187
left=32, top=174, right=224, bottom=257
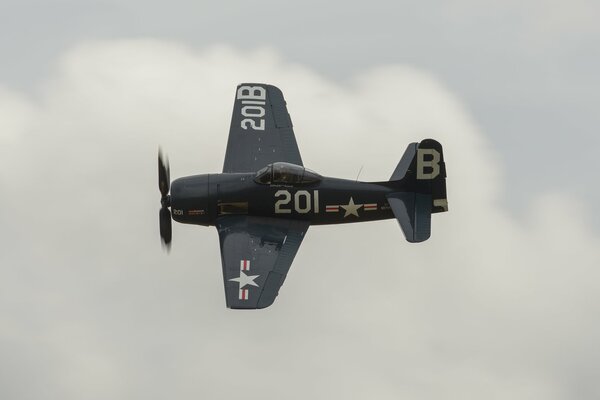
left=0, top=39, right=598, bottom=400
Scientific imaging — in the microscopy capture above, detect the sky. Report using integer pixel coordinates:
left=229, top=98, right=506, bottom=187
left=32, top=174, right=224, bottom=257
left=1, top=2, right=599, bottom=399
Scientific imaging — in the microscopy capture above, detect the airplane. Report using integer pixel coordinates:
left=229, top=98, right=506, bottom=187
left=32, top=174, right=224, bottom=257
left=158, top=83, right=448, bottom=309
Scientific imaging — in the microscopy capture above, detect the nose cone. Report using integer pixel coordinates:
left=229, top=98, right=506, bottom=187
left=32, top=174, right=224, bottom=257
left=170, top=174, right=210, bottom=225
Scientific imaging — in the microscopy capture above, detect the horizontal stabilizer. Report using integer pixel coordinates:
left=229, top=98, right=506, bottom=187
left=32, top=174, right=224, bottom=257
left=387, top=192, right=432, bottom=243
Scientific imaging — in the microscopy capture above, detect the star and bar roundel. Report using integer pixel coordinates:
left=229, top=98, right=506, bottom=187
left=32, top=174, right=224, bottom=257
left=228, top=259, right=260, bottom=301
left=325, top=197, right=378, bottom=217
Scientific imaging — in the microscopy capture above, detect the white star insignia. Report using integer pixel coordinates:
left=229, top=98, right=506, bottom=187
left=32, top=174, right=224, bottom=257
left=340, top=197, right=363, bottom=217
left=229, top=271, right=260, bottom=289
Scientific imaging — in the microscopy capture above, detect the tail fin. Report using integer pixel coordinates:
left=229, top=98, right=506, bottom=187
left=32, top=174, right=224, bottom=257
left=387, top=139, right=448, bottom=243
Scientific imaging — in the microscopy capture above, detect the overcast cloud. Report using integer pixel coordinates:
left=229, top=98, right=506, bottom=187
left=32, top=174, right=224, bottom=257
left=2, top=1, right=600, bottom=222
left=0, top=40, right=598, bottom=399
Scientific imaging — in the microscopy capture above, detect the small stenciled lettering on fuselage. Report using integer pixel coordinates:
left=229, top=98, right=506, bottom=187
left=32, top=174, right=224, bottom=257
left=237, top=85, right=266, bottom=131
left=274, top=190, right=320, bottom=214
left=188, top=209, right=205, bottom=216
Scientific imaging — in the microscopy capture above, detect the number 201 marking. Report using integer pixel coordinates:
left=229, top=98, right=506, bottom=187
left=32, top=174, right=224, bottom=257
left=275, top=190, right=320, bottom=214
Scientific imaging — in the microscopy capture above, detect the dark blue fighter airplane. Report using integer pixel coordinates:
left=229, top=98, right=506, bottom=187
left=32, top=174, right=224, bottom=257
left=158, top=83, right=448, bottom=309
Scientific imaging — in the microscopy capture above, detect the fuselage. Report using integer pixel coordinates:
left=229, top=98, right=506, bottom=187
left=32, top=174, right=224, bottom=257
left=170, top=172, right=400, bottom=226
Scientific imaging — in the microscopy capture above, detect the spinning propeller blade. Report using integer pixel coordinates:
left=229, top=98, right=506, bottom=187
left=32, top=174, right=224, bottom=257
left=158, top=149, right=172, bottom=249
left=159, top=207, right=172, bottom=249
left=158, top=149, right=170, bottom=197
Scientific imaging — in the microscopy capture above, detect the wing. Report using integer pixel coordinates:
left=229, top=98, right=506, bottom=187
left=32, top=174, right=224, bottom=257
left=222, top=83, right=303, bottom=173
left=216, top=215, right=310, bottom=309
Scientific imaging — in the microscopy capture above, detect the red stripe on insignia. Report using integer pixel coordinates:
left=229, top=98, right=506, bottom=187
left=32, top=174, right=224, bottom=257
left=363, top=204, right=377, bottom=210
left=240, top=259, right=250, bottom=271
left=325, top=205, right=339, bottom=212
left=239, top=289, right=248, bottom=300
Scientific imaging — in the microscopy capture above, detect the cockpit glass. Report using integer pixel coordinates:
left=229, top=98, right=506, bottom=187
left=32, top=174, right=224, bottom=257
left=255, top=165, right=272, bottom=184
left=273, top=163, right=303, bottom=184
left=255, top=162, right=321, bottom=185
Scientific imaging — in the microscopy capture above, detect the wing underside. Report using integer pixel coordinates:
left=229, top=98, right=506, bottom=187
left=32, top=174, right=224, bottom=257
left=222, top=83, right=303, bottom=173
left=216, top=216, right=309, bottom=309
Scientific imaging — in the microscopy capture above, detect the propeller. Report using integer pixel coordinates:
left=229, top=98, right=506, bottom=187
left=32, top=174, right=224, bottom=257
left=158, top=149, right=172, bottom=249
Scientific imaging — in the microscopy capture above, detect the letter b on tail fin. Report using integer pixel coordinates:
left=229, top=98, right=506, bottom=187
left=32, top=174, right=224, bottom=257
left=417, top=147, right=441, bottom=180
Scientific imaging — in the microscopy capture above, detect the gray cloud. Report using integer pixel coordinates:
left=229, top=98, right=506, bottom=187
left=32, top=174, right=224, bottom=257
left=2, top=1, right=599, bottom=231
left=0, top=40, right=598, bottom=399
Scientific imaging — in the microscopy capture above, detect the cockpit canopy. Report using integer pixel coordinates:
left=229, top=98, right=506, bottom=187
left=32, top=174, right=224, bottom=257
left=255, top=162, right=322, bottom=185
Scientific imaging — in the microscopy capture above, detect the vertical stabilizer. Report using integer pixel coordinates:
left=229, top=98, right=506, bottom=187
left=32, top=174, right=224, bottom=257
left=388, top=139, right=448, bottom=242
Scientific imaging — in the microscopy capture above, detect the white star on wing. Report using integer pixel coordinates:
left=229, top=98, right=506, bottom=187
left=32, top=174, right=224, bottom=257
left=340, top=197, right=363, bottom=217
left=229, top=271, right=260, bottom=289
